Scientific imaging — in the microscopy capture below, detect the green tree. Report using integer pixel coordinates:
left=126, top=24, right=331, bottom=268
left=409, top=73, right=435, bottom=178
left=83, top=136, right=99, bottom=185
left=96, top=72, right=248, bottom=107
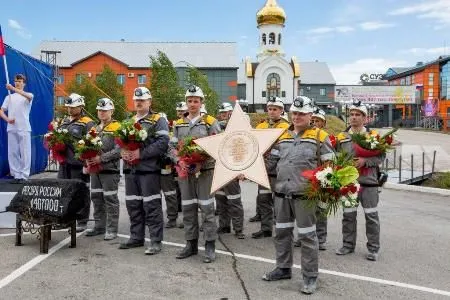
left=149, top=50, right=184, bottom=120
left=66, top=65, right=128, bottom=122
left=185, top=67, right=220, bottom=116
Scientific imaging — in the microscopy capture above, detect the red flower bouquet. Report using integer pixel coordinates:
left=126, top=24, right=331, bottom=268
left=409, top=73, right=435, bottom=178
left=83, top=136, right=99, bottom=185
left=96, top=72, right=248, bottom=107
left=302, top=152, right=360, bottom=217
left=114, top=119, right=149, bottom=165
left=44, top=119, right=73, bottom=164
left=75, top=128, right=103, bottom=174
left=175, top=136, right=208, bottom=178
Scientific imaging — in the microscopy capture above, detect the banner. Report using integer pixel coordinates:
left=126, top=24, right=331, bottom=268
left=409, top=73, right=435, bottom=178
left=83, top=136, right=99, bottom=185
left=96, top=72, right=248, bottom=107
left=335, top=85, right=417, bottom=104
left=6, top=179, right=89, bottom=222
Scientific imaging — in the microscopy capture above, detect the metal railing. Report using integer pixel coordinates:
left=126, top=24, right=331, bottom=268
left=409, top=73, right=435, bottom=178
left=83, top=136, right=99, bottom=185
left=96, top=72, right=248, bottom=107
left=382, top=150, right=436, bottom=184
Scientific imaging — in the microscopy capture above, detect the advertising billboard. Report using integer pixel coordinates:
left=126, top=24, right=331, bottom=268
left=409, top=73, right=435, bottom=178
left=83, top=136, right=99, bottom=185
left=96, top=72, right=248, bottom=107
left=335, top=85, right=417, bottom=104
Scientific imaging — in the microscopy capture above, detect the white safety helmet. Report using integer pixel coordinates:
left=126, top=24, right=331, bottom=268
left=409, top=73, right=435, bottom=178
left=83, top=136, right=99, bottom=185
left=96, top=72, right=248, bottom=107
left=200, top=104, right=207, bottom=114
left=281, top=111, right=289, bottom=122
left=218, top=102, right=233, bottom=113
left=133, top=87, right=152, bottom=100
left=312, top=107, right=326, bottom=121
left=65, top=93, right=85, bottom=107
left=349, top=101, right=368, bottom=116
left=289, top=96, right=315, bottom=113
left=96, top=98, right=114, bottom=111
left=266, top=96, right=284, bottom=109
left=176, top=101, right=188, bottom=111
left=185, top=85, right=204, bottom=100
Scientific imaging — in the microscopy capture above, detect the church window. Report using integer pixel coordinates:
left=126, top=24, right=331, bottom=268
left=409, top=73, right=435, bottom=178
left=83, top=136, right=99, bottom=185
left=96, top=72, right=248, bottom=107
left=278, top=34, right=282, bottom=45
left=269, top=33, right=275, bottom=45
left=266, top=73, right=281, bottom=97
left=262, top=34, right=266, bottom=45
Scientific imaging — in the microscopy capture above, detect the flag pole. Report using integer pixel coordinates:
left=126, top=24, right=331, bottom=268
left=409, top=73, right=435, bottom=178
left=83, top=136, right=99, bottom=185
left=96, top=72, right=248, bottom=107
left=0, top=25, right=11, bottom=97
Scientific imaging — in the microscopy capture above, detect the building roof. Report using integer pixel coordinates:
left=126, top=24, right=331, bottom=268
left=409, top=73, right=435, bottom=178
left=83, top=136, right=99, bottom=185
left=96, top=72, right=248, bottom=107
left=390, top=67, right=411, bottom=74
left=237, top=60, right=335, bottom=84
left=298, top=61, right=335, bottom=84
left=385, top=55, right=450, bottom=80
left=33, top=40, right=239, bottom=69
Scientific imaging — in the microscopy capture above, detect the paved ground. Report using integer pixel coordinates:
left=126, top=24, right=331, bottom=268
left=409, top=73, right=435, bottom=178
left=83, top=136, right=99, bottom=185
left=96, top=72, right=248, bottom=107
left=1, top=177, right=450, bottom=299
left=378, top=128, right=450, bottom=173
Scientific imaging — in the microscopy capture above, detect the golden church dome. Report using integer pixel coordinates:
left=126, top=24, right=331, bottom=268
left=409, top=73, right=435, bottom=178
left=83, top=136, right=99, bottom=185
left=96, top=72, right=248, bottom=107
left=256, top=0, right=286, bottom=27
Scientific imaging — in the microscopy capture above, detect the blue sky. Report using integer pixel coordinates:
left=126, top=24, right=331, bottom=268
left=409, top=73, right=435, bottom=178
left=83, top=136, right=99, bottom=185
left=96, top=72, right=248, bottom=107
left=1, top=0, right=450, bottom=84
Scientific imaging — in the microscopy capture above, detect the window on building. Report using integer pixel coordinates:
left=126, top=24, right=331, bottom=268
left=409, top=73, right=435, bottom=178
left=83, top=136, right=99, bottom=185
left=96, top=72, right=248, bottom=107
left=138, top=74, right=146, bottom=84
left=299, top=88, right=304, bottom=95
left=281, top=91, right=286, bottom=97
left=400, top=78, right=405, bottom=85
left=320, top=88, right=326, bottom=96
left=76, top=74, right=82, bottom=84
left=412, top=74, right=415, bottom=83
left=266, top=73, right=280, bottom=98
left=117, top=74, right=125, bottom=85
left=278, top=33, right=282, bottom=45
left=429, top=73, right=434, bottom=85
left=57, top=96, right=65, bottom=106
left=406, top=76, right=411, bottom=85
left=306, top=86, right=311, bottom=91
left=269, top=33, right=275, bottom=45
left=262, top=34, right=266, bottom=45
left=428, top=88, right=433, bottom=97
left=56, top=74, right=64, bottom=84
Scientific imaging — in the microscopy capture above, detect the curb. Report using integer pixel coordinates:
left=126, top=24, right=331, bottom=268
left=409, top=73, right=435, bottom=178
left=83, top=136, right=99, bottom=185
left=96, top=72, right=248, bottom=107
left=383, top=182, right=450, bottom=196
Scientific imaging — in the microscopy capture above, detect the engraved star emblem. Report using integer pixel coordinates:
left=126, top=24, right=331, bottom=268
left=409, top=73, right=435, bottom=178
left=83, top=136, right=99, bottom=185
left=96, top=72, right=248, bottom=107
left=194, top=104, right=285, bottom=194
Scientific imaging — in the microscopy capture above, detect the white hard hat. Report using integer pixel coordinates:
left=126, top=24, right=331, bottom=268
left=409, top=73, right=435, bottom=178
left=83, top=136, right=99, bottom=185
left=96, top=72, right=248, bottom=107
left=133, top=87, right=152, bottom=100
left=96, top=98, right=114, bottom=111
left=289, top=96, right=314, bottom=113
left=312, top=107, right=326, bottom=121
left=185, top=85, right=204, bottom=100
left=200, top=104, right=207, bottom=114
left=266, top=96, right=284, bottom=109
left=281, top=111, right=289, bottom=122
left=65, top=93, right=85, bottom=107
left=176, top=101, right=188, bottom=111
left=349, top=101, right=368, bottom=116
left=218, top=102, right=233, bottom=113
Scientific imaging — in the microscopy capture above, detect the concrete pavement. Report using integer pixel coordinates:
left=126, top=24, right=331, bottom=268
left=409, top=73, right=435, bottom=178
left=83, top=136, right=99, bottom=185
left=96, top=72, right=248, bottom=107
left=1, top=179, right=450, bottom=299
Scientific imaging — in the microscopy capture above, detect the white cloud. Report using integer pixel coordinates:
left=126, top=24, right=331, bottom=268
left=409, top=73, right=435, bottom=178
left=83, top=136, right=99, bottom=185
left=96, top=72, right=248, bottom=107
left=240, top=35, right=248, bottom=40
left=336, top=26, right=355, bottom=33
left=307, top=26, right=354, bottom=35
left=8, top=19, right=23, bottom=30
left=7, top=19, right=32, bottom=39
left=330, top=58, right=408, bottom=85
left=389, top=0, right=450, bottom=28
left=401, top=47, right=448, bottom=56
left=360, top=21, right=395, bottom=30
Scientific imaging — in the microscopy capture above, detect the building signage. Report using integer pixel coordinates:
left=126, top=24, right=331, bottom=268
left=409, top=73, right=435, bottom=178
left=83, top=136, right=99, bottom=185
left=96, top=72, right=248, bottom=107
left=335, top=85, right=417, bottom=104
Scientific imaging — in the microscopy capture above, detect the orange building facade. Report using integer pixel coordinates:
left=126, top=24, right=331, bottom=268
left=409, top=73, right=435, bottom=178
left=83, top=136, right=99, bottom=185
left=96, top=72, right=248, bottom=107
left=385, top=56, right=450, bottom=130
left=55, top=52, right=151, bottom=110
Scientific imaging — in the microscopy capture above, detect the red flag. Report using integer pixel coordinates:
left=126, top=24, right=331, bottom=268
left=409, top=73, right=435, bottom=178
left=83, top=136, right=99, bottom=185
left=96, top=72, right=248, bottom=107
left=0, top=25, right=5, bottom=56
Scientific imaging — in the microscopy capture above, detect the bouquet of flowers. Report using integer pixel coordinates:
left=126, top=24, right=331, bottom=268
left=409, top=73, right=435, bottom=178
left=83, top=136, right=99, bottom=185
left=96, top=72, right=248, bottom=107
left=75, top=128, right=103, bottom=174
left=114, top=119, right=148, bottom=165
left=351, top=128, right=398, bottom=157
left=44, top=118, right=73, bottom=164
left=174, top=136, right=208, bottom=178
left=302, top=152, right=360, bottom=217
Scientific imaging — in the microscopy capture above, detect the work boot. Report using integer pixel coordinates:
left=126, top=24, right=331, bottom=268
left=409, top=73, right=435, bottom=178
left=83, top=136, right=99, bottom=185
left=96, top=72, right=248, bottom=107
left=145, top=241, right=162, bottom=255
left=203, top=240, right=216, bottom=263
left=104, top=232, right=117, bottom=241
left=178, top=222, right=184, bottom=229
left=165, top=219, right=177, bottom=228
left=249, top=214, right=261, bottom=222
left=85, top=228, right=105, bottom=237
left=319, top=243, right=327, bottom=251
left=176, top=239, right=198, bottom=259
left=262, top=267, right=292, bottom=281
left=301, top=276, right=318, bottom=294
left=366, top=251, right=379, bottom=261
left=251, top=230, right=272, bottom=239
left=235, top=231, right=245, bottom=239
left=217, top=226, right=231, bottom=234
left=294, top=240, right=301, bottom=247
left=335, top=247, right=355, bottom=255
left=118, top=239, right=144, bottom=249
